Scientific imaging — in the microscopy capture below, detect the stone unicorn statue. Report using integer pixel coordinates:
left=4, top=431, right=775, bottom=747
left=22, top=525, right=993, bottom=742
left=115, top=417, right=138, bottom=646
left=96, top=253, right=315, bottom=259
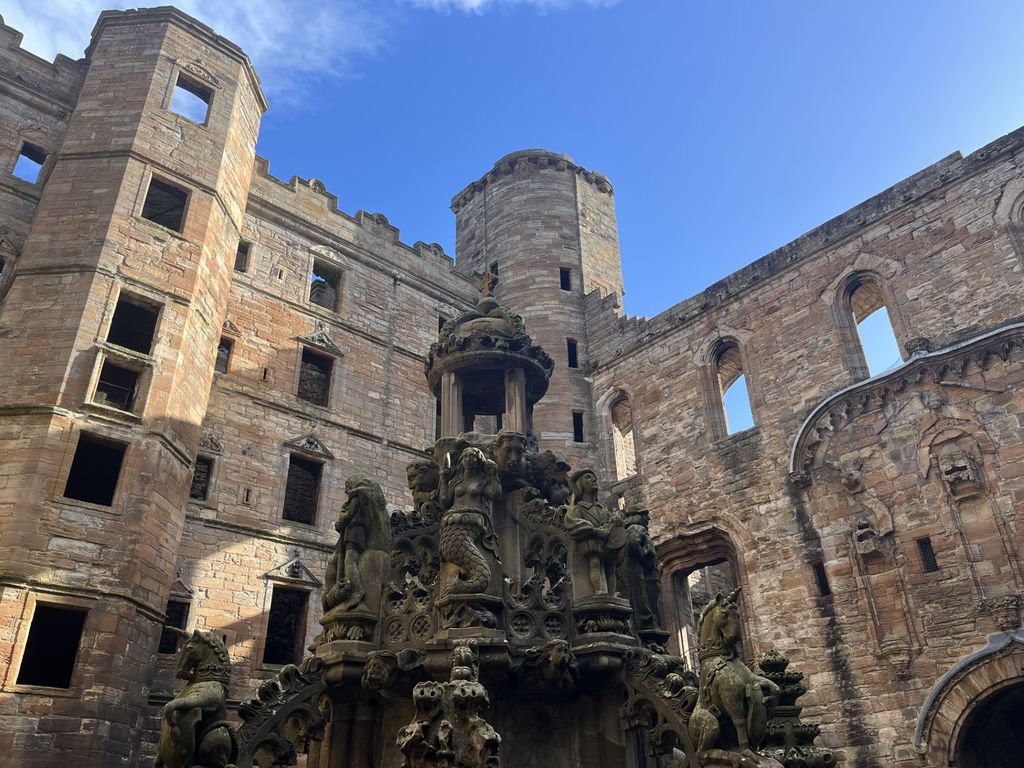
left=688, top=588, right=782, bottom=768
left=155, top=628, right=238, bottom=768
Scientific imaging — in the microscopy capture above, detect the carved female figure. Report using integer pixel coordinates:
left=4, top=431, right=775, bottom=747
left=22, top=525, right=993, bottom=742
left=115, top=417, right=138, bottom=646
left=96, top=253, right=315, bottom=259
left=438, top=447, right=502, bottom=595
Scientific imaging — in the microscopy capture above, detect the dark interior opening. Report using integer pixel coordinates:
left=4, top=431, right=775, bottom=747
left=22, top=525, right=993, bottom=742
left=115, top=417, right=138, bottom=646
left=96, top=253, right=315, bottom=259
left=63, top=433, right=127, bottom=506
left=812, top=561, right=832, bottom=596
left=567, top=338, right=579, bottom=369
left=142, top=178, right=188, bottom=232
left=16, top=604, right=87, bottom=688
left=560, top=267, right=572, bottom=291
left=190, top=456, right=213, bottom=501
left=957, top=683, right=1024, bottom=768
left=309, top=260, right=342, bottom=311
left=107, top=295, right=159, bottom=354
left=235, top=241, right=251, bottom=272
left=916, top=537, right=940, bottom=573
left=572, top=410, right=584, bottom=442
left=158, top=600, right=190, bottom=654
left=95, top=361, right=139, bottom=411
left=262, top=587, right=308, bottom=665
left=215, top=337, right=232, bottom=374
left=297, top=348, right=333, bottom=406
left=283, top=455, right=321, bottom=525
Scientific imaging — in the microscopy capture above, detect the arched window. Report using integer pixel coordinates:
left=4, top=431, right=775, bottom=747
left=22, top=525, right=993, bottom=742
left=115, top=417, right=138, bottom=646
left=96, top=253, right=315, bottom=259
left=841, top=274, right=903, bottom=378
left=713, top=341, right=754, bottom=436
left=610, top=394, right=637, bottom=480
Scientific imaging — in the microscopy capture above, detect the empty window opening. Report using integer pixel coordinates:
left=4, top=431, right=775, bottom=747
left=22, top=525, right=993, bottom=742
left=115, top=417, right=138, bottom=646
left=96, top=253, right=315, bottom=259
left=63, top=433, right=127, bottom=506
left=715, top=344, right=754, bottom=435
left=812, top=561, right=832, bottom=596
left=142, top=178, right=188, bottom=233
left=846, top=276, right=902, bottom=378
left=572, top=411, right=585, bottom=443
left=262, top=367, right=269, bottom=381
left=917, top=537, right=940, bottom=573
left=16, top=604, right=87, bottom=688
left=12, top=143, right=45, bottom=183
left=215, top=337, right=232, bottom=374
left=169, top=74, right=211, bottom=124
left=190, top=456, right=213, bottom=501
left=243, top=487, right=253, bottom=505
left=95, top=360, right=139, bottom=411
left=560, top=267, right=573, bottom=291
left=309, top=260, right=342, bottom=311
left=488, top=261, right=499, bottom=276
left=567, top=338, right=579, bottom=369
left=262, top=586, right=308, bottom=665
left=158, top=600, right=190, bottom=654
left=611, top=395, right=637, bottom=479
left=235, top=241, right=251, bottom=273
left=671, top=560, right=738, bottom=670
left=107, top=295, right=159, bottom=354
left=297, top=348, right=333, bottom=406
left=283, top=455, right=321, bottom=525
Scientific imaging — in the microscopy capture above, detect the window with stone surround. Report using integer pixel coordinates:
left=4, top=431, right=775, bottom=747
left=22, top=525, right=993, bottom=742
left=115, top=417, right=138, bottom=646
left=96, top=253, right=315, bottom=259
left=309, top=259, right=343, bottom=312
left=94, top=359, right=141, bottom=411
left=283, top=454, right=321, bottom=525
left=917, top=537, right=940, bottom=573
left=262, top=586, right=308, bottom=665
left=107, top=293, right=160, bottom=354
left=235, top=241, right=251, bottom=273
left=572, top=410, right=585, bottom=443
left=63, top=433, right=127, bottom=507
left=297, top=348, right=333, bottom=406
left=567, top=338, right=579, bottom=369
left=12, top=142, right=45, bottom=184
left=560, top=267, right=573, bottom=291
left=142, top=177, right=188, bottom=233
left=169, top=73, right=212, bottom=125
left=16, top=603, right=87, bottom=688
left=189, top=456, right=214, bottom=502
left=158, top=600, right=190, bottom=654
left=838, top=272, right=904, bottom=379
left=710, top=340, right=754, bottom=436
left=215, top=337, right=232, bottom=374
left=610, top=394, right=637, bottom=479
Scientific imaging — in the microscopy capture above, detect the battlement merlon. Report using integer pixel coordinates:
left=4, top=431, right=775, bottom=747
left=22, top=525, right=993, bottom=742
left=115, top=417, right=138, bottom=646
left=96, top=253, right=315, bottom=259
left=86, top=6, right=268, bottom=114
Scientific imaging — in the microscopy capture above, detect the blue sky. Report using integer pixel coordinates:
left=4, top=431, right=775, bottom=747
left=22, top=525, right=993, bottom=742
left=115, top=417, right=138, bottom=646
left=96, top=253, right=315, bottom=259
left=7, top=1, right=1024, bottom=318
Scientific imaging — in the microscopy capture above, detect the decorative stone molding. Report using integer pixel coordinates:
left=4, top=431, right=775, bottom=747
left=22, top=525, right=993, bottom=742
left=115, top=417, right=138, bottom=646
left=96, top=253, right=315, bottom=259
left=179, top=60, right=219, bottom=86
left=198, top=433, right=224, bottom=455
left=294, top=321, right=345, bottom=357
left=263, top=552, right=321, bottom=587
left=285, top=433, right=334, bottom=460
left=222, top=319, right=241, bottom=337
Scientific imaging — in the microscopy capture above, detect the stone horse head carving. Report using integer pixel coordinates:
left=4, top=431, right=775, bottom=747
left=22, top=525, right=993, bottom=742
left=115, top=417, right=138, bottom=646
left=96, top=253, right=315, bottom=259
left=688, top=588, right=781, bottom=768
left=155, top=628, right=237, bottom=768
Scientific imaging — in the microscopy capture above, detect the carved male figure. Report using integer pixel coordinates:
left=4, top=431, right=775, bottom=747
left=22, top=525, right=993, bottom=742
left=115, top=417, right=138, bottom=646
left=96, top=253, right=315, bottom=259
left=564, top=468, right=626, bottom=596
left=323, top=476, right=391, bottom=612
left=621, top=504, right=662, bottom=630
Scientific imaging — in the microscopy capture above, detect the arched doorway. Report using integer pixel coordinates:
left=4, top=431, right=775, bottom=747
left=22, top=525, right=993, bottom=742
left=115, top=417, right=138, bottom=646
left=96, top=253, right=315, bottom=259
left=956, top=682, right=1024, bottom=768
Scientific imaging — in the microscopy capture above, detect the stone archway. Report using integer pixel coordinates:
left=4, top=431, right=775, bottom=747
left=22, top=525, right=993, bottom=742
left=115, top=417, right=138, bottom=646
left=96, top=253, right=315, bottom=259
left=955, top=681, right=1024, bottom=767
left=915, top=629, right=1024, bottom=766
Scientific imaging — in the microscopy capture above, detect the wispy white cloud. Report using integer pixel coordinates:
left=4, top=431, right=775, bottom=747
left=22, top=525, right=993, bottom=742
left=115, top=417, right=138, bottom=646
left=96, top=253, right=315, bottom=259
left=1, top=1, right=388, bottom=103
left=406, top=0, right=620, bottom=11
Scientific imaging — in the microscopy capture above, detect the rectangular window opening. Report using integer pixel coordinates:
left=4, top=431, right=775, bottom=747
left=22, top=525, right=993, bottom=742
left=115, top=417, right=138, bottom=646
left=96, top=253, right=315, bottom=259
left=106, top=294, right=160, bottom=354
left=812, top=561, right=831, bottom=596
left=297, top=348, right=333, bottom=406
left=309, top=260, right=342, bottom=311
left=283, top=454, right=321, bottom=525
left=235, top=241, right=251, bottom=273
left=158, top=600, right=190, bottom=654
left=13, top=143, right=46, bottom=184
left=917, top=537, right=940, bottom=573
left=560, top=267, right=573, bottom=292
left=488, top=261, right=499, bottom=276
left=215, top=337, right=232, bottom=374
left=16, top=604, right=87, bottom=688
left=262, top=586, right=309, bottom=666
left=169, top=74, right=212, bottom=124
left=63, top=433, right=127, bottom=507
left=567, top=338, right=579, bottom=369
left=142, top=177, right=188, bottom=233
left=95, top=360, right=140, bottom=411
left=572, top=410, right=584, bottom=443
left=190, top=456, right=213, bottom=501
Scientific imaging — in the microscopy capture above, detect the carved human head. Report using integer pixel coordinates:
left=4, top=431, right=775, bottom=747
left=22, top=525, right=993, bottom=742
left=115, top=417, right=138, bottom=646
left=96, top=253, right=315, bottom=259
left=491, top=431, right=527, bottom=476
left=569, top=468, right=598, bottom=502
left=406, top=459, right=439, bottom=491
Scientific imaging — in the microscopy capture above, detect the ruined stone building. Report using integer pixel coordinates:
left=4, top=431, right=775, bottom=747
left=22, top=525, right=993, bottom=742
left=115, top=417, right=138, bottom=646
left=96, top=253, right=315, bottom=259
left=0, top=7, right=1021, bottom=768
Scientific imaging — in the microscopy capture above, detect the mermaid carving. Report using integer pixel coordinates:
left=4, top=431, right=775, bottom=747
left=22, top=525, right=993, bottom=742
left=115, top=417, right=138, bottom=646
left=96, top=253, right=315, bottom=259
left=438, top=447, right=501, bottom=595
left=154, top=629, right=237, bottom=768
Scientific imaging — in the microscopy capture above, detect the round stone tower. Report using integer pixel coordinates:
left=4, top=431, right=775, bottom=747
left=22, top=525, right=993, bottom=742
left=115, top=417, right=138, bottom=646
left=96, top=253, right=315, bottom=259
left=450, top=150, right=623, bottom=473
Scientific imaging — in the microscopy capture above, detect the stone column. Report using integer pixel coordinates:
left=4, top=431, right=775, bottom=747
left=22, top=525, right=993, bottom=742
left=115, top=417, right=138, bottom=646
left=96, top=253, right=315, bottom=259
left=504, top=367, right=527, bottom=433
left=440, top=371, right=463, bottom=437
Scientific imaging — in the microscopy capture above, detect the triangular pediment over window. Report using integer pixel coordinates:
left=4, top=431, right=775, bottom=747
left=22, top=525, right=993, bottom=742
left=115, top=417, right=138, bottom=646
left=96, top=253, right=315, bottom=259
left=294, top=322, right=344, bottom=357
left=285, top=432, right=334, bottom=460
left=264, top=553, right=321, bottom=587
